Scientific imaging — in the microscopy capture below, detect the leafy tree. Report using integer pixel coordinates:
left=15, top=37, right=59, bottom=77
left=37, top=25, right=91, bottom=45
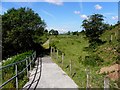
left=82, top=14, right=108, bottom=44
left=72, top=31, right=79, bottom=36
left=49, top=29, right=59, bottom=35
left=2, top=7, right=46, bottom=59
left=67, top=31, right=71, bottom=35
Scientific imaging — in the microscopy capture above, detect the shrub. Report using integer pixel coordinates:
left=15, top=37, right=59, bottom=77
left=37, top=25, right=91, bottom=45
left=82, top=54, right=104, bottom=67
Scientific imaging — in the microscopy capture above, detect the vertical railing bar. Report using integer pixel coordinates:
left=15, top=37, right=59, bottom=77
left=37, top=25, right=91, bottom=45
left=29, top=56, right=31, bottom=71
left=15, top=64, right=18, bottom=89
left=0, top=51, right=36, bottom=88
left=26, top=58, right=28, bottom=77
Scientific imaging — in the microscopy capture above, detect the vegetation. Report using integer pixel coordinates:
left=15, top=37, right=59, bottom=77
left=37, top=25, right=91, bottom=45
left=1, top=7, right=49, bottom=88
left=50, top=23, right=120, bottom=88
left=2, top=7, right=49, bottom=59
left=2, top=51, right=34, bottom=88
left=1, top=6, right=119, bottom=88
left=49, top=29, right=59, bottom=35
left=82, top=14, right=110, bottom=44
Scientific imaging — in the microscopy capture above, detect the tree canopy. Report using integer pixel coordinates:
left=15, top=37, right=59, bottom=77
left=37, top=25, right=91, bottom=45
left=2, top=7, right=47, bottom=59
left=82, top=14, right=109, bottom=44
left=49, top=29, right=59, bottom=35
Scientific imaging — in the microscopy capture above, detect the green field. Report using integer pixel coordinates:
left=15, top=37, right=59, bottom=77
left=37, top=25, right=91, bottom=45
left=50, top=25, right=119, bottom=88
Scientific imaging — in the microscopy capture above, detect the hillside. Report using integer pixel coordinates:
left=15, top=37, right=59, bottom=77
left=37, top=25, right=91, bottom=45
left=50, top=25, right=120, bottom=88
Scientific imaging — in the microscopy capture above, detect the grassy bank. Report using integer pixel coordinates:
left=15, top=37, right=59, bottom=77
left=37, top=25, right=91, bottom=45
left=50, top=25, right=119, bottom=88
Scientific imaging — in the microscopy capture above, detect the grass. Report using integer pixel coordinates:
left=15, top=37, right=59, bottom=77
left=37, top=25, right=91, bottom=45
left=42, top=39, right=50, bottom=49
left=1, top=51, right=34, bottom=88
left=50, top=25, right=119, bottom=88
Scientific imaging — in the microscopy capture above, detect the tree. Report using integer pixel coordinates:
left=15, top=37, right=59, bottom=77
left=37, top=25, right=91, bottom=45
left=2, top=7, right=46, bottom=59
left=67, top=31, right=71, bottom=35
left=82, top=14, right=107, bottom=44
left=72, top=31, right=79, bottom=36
left=49, top=29, right=59, bottom=35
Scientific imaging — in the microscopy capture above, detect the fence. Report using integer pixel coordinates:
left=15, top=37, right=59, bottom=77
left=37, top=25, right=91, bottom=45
left=51, top=47, right=120, bottom=89
left=0, top=51, right=36, bottom=89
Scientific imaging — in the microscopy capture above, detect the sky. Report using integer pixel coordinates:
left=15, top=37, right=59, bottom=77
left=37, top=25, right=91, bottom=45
left=1, top=1, right=119, bottom=33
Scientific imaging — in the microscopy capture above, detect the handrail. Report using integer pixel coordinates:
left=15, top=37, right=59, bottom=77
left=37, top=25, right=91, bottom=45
left=0, top=51, right=36, bottom=88
left=0, top=52, right=36, bottom=70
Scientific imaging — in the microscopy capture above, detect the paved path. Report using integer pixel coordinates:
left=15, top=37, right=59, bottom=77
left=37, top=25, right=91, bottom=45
left=23, top=56, right=78, bottom=88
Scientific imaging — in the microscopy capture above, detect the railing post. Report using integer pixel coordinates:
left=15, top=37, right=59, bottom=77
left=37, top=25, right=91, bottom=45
left=35, top=51, right=36, bottom=58
left=26, top=58, right=29, bottom=77
left=15, top=64, right=18, bottom=89
left=104, top=76, right=109, bottom=90
left=32, top=55, right=34, bottom=60
left=33, top=54, right=34, bottom=60
left=29, top=56, right=31, bottom=71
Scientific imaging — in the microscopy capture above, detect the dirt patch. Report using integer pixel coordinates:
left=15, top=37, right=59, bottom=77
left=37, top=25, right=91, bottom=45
left=99, top=64, right=120, bottom=81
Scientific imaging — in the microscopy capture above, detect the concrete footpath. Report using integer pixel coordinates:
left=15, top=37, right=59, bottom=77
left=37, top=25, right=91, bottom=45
left=23, top=56, right=78, bottom=88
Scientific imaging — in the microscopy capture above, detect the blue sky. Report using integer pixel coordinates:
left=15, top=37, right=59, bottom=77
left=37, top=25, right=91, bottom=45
left=1, top=1, right=118, bottom=33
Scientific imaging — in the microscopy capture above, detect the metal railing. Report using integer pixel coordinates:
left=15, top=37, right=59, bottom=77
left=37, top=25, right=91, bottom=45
left=0, top=51, right=36, bottom=89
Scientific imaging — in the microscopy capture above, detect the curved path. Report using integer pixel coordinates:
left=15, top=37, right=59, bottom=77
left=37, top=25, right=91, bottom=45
left=24, top=56, right=78, bottom=89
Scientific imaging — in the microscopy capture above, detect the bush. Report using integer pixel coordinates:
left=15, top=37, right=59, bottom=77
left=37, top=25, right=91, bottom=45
left=82, top=54, right=104, bottom=67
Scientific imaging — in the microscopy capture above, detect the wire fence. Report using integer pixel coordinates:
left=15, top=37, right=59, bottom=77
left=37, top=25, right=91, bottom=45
left=51, top=47, right=120, bottom=89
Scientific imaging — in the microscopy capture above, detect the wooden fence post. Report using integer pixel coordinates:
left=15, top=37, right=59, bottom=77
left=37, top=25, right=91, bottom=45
left=15, top=64, right=18, bottom=89
left=57, top=49, right=58, bottom=60
left=86, top=68, right=90, bottom=89
left=62, top=53, right=64, bottom=66
left=104, top=76, right=109, bottom=90
left=70, top=60, right=72, bottom=75
left=26, top=58, right=29, bottom=77
left=53, top=48, right=55, bottom=58
left=51, top=47, right=52, bottom=57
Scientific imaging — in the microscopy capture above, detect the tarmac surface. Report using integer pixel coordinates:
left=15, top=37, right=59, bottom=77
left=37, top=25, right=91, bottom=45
left=23, top=56, right=78, bottom=89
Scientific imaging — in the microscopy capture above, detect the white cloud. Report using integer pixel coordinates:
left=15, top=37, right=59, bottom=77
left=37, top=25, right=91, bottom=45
left=112, top=16, right=118, bottom=20
left=74, top=11, right=80, bottom=14
left=95, top=4, right=102, bottom=10
left=80, top=14, right=88, bottom=19
left=44, top=0, right=63, bottom=5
